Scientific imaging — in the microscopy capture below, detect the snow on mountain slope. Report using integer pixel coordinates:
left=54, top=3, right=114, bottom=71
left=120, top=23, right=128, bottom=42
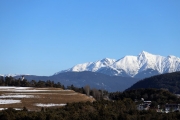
left=56, top=51, right=180, bottom=78
left=0, top=74, right=20, bottom=77
left=113, top=56, right=139, bottom=77
left=55, top=58, right=116, bottom=75
left=162, top=55, right=180, bottom=73
left=0, top=74, right=30, bottom=77
left=137, top=51, right=165, bottom=73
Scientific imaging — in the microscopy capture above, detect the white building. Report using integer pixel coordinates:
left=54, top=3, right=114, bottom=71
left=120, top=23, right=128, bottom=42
left=165, top=104, right=180, bottom=113
left=137, top=101, right=151, bottom=110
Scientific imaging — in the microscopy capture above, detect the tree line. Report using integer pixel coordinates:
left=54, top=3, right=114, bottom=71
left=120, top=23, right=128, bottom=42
left=67, top=84, right=108, bottom=100
left=0, top=76, right=64, bottom=88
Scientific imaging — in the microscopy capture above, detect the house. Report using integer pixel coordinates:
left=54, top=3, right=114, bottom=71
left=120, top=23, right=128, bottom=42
left=137, top=100, right=151, bottom=110
left=165, top=104, right=180, bottom=113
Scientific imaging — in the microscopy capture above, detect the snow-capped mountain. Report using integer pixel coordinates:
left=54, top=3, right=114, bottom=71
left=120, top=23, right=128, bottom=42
left=0, top=74, right=30, bottom=77
left=56, top=51, right=180, bottom=78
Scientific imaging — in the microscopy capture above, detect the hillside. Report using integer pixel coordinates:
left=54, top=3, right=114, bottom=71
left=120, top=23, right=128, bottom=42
left=126, top=72, right=180, bottom=93
left=0, top=87, right=94, bottom=111
left=14, top=71, right=139, bottom=92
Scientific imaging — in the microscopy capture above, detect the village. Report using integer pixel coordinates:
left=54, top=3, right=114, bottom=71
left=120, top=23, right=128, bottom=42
left=136, top=97, right=180, bottom=113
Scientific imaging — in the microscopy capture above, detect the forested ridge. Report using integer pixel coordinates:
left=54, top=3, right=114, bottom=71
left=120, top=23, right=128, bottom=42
left=127, top=72, right=180, bottom=93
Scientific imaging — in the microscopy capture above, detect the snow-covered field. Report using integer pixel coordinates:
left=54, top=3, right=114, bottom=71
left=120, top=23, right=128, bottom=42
left=0, top=108, right=7, bottom=110
left=0, top=108, right=22, bottom=110
left=0, top=95, right=34, bottom=98
left=0, top=86, right=32, bottom=89
left=35, top=103, right=66, bottom=107
left=0, top=86, right=71, bottom=92
left=0, top=99, right=21, bottom=104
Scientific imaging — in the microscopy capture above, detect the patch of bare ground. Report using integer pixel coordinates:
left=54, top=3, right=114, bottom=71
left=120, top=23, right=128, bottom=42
left=0, top=87, right=95, bottom=111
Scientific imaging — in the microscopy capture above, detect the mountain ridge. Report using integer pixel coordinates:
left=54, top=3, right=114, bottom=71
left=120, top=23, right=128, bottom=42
left=55, top=51, right=180, bottom=78
left=2, top=51, right=179, bottom=79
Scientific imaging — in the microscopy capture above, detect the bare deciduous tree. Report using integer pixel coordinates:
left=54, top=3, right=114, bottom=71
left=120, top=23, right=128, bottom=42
left=92, top=88, right=100, bottom=100
left=84, top=85, right=90, bottom=96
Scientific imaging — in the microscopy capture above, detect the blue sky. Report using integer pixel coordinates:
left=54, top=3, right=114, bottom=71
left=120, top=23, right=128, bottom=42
left=0, top=0, right=179, bottom=76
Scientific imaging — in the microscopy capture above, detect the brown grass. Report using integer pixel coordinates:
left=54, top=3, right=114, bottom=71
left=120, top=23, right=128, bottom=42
left=0, top=87, right=94, bottom=111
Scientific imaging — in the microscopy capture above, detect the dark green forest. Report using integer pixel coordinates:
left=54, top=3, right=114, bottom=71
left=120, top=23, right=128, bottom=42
left=127, top=72, right=180, bottom=93
left=1, top=99, right=180, bottom=120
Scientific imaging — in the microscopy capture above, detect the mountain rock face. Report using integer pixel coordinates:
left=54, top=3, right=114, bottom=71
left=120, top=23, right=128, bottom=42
left=56, top=51, right=180, bottom=78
